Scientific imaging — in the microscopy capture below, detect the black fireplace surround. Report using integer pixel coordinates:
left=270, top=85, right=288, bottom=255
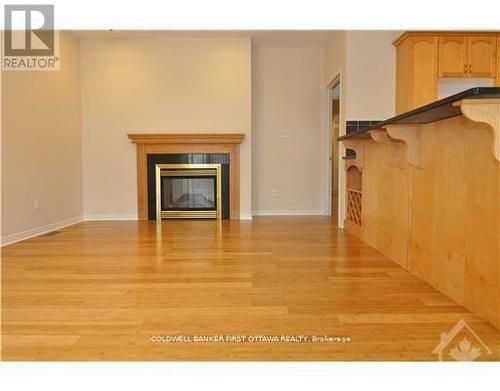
left=147, top=153, right=230, bottom=220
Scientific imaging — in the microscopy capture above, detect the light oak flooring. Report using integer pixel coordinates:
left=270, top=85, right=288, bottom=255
left=1, top=217, right=499, bottom=361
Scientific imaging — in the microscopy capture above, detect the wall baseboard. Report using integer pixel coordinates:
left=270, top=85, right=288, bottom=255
left=83, top=214, right=138, bottom=221
left=0, top=216, right=83, bottom=247
left=1, top=211, right=327, bottom=247
left=85, top=214, right=255, bottom=221
left=252, top=210, right=326, bottom=216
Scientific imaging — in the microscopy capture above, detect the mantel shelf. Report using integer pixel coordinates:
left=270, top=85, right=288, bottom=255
left=128, top=133, right=245, bottom=144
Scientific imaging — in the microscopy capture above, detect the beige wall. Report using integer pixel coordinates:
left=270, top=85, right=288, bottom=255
left=1, top=31, right=401, bottom=234
left=80, top=37, right=252, bottom=219
left=324, top=31, right=346, bottom=86
left=1, top=32, right=82, bottom=244
left=324, top=31, right=400, bottom=227
left=345, top=30, right=401, bottom=120
left=252, top=46, right=326, bottom=214
left=325, top=31, right=401, bottom=123
left=324, top=31, right=347, bottom=225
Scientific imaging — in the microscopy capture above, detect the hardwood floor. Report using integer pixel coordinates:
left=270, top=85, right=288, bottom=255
left=1, top=217, right=499, bottom=361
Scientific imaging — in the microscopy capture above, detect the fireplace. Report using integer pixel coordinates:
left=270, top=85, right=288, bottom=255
left=128, top=133, right=244, bottom=220
left=155, top=164, right=221, bottom=219
left=146, top=153, right=230, bottom=220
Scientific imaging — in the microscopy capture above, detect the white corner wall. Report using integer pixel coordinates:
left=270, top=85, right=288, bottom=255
left=80, top=37, right=252, bottom=220
left=1, top=32, right=83, bottom=245
left=252, top=46, right=326, bottom=215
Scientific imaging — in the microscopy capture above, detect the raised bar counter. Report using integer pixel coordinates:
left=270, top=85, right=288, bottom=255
left=339, top=88, right=500, bottom=329
left=339, top=87, right=500, bottom=141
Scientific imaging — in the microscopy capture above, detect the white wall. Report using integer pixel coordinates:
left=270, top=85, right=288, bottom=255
left=1, top=32, right=83, bottom=245
left=252, top=46, right=326, bottom=215
left=80, top=37, right=252, bottom=219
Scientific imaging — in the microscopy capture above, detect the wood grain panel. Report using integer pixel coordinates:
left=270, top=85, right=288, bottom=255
left=343, top=110, right=500, bottom=330
left=360, top=140, right=410, bottom=269
left=468, top=36, right=497, bottom=78
left=128, top=133, right=245, bottom=144
left=497, top=37, right=500, bottom=87
left=439, top=35, right=468, bottom=77
left=408, top=116, right=500, bottom=328
left=410, top=36, right=438, bottom=109
left=396, top=39, right=410, bottom=114
left=136, top=143, right=148, bottom=220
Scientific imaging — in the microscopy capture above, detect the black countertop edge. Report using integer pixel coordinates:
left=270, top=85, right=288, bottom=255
left=338, top=87, right=500, bottom=141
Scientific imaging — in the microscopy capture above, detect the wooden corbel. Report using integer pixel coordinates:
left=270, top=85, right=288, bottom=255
left=456, top=99, right=500, bottom=163
left=385, top=125, right=422, bottom=167
left=369, top=129, right=392, bottom=144
left=341, top=139, right=366, bottom=169
left=369, top=129, right=405, bottom=169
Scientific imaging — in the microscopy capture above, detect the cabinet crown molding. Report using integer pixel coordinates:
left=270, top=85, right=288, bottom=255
left=393, top=31, right=500, bottom=46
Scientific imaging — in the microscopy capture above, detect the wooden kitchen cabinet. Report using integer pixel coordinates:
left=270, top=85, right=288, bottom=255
left=439, top=35, right=496, bottom=78
left=395, top=31, right=499, bottom=114
left=468, top=36, right=497, bottom=77
left=439, top=36, right=468, bottom=77
left=395, top=35, right=438, bottom=114
left=497, top=36, right=500, bottom=86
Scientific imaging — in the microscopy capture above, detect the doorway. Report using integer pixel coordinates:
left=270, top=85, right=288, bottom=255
left=330, top=82, right=340, bottom=218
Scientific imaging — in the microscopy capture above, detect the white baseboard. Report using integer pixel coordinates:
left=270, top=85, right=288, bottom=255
left=83, top=214, right=138, bottom=221
left=0, top=211, right=328, bottom=247
left=0, top=216, right=83, bottom=247
left=252, top=210, right=326, bottom=216
left=85, top=214, right=255, bottom=221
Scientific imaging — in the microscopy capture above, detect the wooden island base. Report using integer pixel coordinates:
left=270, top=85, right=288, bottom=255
left=341, top=95, right=500, bottom=329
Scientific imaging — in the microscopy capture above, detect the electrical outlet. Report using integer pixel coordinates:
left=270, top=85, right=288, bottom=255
left=271, top=189, right=279, bottom=200
left=33, top=199, right=40, bottom=211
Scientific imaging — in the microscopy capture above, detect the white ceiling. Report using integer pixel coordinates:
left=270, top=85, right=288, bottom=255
left=72, top=30, right=337, bottom=46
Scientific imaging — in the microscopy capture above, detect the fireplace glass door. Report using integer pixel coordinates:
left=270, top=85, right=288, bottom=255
left=156, top=164, right=221, bottom=219
left=162, top=176, right=216, bottom=210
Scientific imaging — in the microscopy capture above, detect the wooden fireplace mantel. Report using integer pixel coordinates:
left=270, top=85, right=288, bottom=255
left=128, top=133, right=245, bottom=145
left=128, top=133, right=245, bottom=144
left=128, top=133, right=245, bottom=220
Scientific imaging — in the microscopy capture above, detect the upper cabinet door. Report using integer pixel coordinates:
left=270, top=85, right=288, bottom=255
left=468, top=36, right=497, bottom=78
left=497, top=37, right=500, bottom=86
left=439, top=36, right=468, bottom=77
left=410, top=36, right=438, bottom=109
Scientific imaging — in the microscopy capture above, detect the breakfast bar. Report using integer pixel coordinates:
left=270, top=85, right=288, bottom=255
left=339, top=87, right=500, bottom=329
